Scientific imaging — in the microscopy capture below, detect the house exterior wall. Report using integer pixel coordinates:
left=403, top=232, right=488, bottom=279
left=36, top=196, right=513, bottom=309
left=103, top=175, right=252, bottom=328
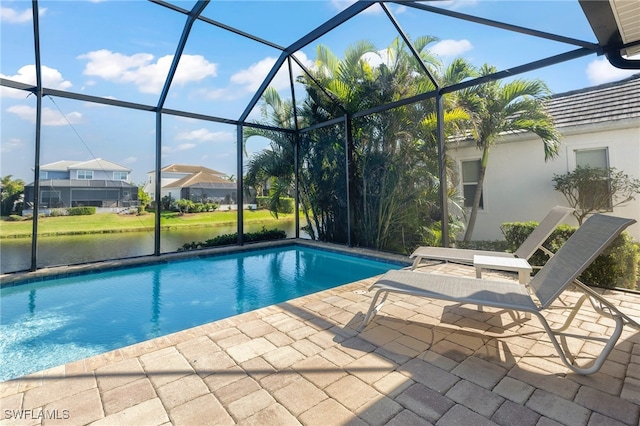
left=143, top=171, right=188, bottom=200
left=70, top=169, right=127, bottom=181
left=447, top=118, right=640, bottom=241
left=24, top=159, right=136, bottom=214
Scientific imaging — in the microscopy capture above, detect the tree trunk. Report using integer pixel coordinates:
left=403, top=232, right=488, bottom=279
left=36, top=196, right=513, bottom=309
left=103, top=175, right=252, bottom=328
left=463, top=145, right=489, bottom=242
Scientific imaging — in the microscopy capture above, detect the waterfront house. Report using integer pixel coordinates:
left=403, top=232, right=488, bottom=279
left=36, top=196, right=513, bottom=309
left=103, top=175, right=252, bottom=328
left=23, top=158, right=138, bottom=214
left=143, top=164, right=237, bottom=205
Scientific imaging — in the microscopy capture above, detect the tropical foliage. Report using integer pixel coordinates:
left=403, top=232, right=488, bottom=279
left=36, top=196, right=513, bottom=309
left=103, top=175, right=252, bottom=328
left=457, top=65, right=561, bottom=241
left=244, top=36, right=559, bottom=254
left=1, top=175, right=25, bottom=216
left=179, top=227, right=287, bottom=251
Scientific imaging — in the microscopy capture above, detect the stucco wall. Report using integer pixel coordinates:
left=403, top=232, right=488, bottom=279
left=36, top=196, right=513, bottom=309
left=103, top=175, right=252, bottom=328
left=447, top=119, right=640, bottom=241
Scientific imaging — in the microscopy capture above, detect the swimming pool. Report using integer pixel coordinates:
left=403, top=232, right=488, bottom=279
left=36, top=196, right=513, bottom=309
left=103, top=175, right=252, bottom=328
left=0, top=245, right=402, bottom=382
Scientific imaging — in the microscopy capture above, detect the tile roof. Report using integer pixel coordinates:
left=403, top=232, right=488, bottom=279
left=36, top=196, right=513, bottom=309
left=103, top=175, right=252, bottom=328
left=40, top=158, right=131, bottom=172
left=546, top=73, right=640, bottom=128
left=164, top=170, right=235, bottom=189
left=159, top=164, right=226, bottom=176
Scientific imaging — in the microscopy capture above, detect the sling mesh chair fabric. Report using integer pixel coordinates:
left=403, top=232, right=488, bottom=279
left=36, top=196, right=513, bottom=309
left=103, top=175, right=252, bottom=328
left=359, top=214, right=639, bottom=375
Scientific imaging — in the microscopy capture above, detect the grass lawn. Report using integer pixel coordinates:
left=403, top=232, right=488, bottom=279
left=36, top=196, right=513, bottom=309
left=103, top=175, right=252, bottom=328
left=0, top=210, right=295, bottom=238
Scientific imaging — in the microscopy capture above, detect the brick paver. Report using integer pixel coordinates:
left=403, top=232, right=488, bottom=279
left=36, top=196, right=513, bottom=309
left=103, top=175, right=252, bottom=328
left=1, top=258, right=639, bottom=425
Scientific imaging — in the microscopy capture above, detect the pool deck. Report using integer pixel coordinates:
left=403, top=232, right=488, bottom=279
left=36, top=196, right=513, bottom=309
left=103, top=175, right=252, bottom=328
left=1, top=261, right=640, bottom=426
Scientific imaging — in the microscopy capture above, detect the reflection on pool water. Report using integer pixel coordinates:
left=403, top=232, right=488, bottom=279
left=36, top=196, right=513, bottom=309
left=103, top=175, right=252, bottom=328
left=0, top=245, right=401, bottom=381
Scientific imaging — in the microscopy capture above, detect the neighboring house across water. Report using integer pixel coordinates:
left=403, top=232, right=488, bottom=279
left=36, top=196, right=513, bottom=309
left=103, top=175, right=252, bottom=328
left=143, top=164, right=237, bottom=205
left=23, top=158, right=138, bottom=214
left=447, top=73, right=640, bottom=241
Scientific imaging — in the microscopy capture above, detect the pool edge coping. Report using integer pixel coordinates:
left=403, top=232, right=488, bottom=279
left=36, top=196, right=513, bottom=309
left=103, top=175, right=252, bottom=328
left=0, top=238, right=411, bottom=288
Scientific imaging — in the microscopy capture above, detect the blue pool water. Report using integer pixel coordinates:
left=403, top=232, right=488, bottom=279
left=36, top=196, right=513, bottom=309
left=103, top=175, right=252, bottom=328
left=0, top=245, right=401, bottom=381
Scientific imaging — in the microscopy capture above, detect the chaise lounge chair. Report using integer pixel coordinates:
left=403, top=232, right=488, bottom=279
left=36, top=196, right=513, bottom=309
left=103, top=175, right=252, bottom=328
left=359, top=214, right=639, bottom=375
left=410, top=205, right=574, bottom=270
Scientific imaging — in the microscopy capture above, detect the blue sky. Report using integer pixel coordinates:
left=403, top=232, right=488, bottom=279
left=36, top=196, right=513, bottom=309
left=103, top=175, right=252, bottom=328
left=2, top=0, right=639, bottom=185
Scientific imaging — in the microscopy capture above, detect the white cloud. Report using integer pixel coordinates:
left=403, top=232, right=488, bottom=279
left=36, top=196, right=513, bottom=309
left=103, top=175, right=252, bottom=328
left=162, top=128, right=235, bottom=157
left=585, top=57, right=640, bottom=85
left=7, top=105, right=82, bottom=126
left=121, top=156, right=137, bottom=164
left=78, top=50, right=218, bottom=94
left=362, top=49, right=392, bottom=69
left=1, top=65, right=72, bottom=98
left=231, top=57, right=281, bottom=92
left=175, top=128, right=234, bottom=143
left=430, top=39, right=473, bottom=57
left=196, top=87, right=237, bottom=101
left=228, top=52, right=313, bottom=94
left=0, top=86, right=30, bottom=100
left=162, top=143, right=197, bottom=154
left=0, top=137, right=24, bottom=154
left=0, top=6, right=46, bottom=23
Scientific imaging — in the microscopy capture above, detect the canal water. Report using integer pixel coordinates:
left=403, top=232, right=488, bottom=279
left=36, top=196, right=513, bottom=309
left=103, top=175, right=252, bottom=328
left=1, top=220, right=302, bottom=274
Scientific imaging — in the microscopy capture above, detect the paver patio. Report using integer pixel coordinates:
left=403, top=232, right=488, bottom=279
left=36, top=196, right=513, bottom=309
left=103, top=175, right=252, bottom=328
left=1, top=262, right=639, bottom=425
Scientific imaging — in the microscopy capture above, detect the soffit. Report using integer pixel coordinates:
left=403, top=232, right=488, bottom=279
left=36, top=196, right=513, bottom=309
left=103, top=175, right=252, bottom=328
left=610, top=0, right=640, bottom=56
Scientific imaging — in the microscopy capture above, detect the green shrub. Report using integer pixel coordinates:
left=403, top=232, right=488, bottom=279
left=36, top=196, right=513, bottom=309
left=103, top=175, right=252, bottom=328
left=7, top=214, right=24, bottom=221
left=256, top=196, right=270, bottom=209
left=179, top=227, right=287, bottom=251
left=456, top=240, right=510, bottom=252
left=255, top=196, right=294, bottom=214
left=49, top=208, right=68, bottom=217
left=501, top=221, right=639, bottom=290
left=277, top=197, right=294, bottom=214
left=68, top=206, right=96, bottom=216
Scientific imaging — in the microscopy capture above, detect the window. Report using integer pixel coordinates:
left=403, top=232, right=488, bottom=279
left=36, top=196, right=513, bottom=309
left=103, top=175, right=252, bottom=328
left=77, top=170, right=93, bottom=180
left=461, top=160, right=483, bottom=209
left=575, top=147, right=611, bottom=210
left=113, top=171, right=128, bottom=180
left=39, top=171, right=48, bottom=179
left=576, top=148, right=608, bottom=169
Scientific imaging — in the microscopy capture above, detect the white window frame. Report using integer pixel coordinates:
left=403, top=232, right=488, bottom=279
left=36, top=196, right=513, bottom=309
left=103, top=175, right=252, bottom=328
left=575, top=147, right=609, bottom=169
left=77, top=170, right=93, bottom=180
left=113, top=171, right=128, bottom=181
left=573, top=146, right=612, bottom=211
left=460, top=158, right=484, bottom=210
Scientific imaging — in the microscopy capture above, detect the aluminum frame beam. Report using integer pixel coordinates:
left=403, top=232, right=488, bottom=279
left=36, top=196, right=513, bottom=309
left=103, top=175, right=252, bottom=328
left=3, top=0, right=625, bottom=273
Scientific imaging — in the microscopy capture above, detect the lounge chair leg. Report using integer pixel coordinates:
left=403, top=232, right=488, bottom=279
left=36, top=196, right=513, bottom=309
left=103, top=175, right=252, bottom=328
left=358, top=290, right=389, bottom=331
left=410, top=257, right=422, bottom=270
left=536, top=312, right=625, bottom=375
left=550, top=294, right=589, bottom=333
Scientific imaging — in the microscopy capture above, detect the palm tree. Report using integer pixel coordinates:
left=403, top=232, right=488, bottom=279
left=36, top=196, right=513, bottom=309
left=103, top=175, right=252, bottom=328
left=459, top=65, right=561, bottom=241
left=243, top=87, right=298, bottom=218
left=246, top=37, right=478, bottom=251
